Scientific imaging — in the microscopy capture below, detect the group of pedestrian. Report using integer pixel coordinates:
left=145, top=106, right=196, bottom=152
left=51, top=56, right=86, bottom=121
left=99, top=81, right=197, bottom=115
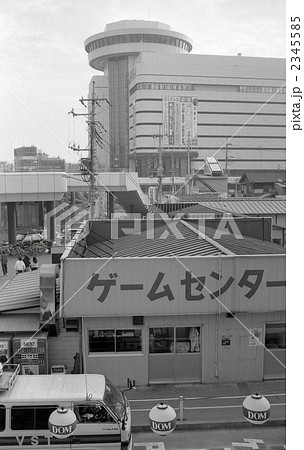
left=14, top=255, right=39, bottom=275
left=0, top=252, right=8, bottom=276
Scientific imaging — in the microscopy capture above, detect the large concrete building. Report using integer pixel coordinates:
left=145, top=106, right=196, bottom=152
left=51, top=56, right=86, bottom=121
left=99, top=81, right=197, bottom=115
left=85, top=20, right=286, bottom=178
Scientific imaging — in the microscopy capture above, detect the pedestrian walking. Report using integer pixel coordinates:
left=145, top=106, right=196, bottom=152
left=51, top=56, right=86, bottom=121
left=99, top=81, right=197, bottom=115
left=15, top=257, right=25, bottom=274
left=23, top=255, right=31, bottom=272
left=1, top=252, right=8, bottom=276
left=30, top=256, right=39, bottom=271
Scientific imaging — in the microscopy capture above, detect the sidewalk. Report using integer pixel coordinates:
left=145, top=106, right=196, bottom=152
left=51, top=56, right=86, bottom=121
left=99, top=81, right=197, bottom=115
left=126, top=379, right=286, bottom=432
left=0, top=253, right=52, bottom=288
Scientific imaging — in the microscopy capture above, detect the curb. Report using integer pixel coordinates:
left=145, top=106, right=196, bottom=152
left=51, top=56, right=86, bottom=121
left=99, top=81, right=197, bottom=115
left=132, top=419, right=286, bottom=433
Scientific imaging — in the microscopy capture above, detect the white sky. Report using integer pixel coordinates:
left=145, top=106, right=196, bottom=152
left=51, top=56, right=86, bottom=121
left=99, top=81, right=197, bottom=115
left=0, top=0, right=286, bottom=163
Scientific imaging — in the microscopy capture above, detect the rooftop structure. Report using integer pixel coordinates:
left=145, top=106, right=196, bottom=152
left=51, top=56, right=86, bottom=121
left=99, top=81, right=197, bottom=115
left=68, top=218, right=285, bottom=259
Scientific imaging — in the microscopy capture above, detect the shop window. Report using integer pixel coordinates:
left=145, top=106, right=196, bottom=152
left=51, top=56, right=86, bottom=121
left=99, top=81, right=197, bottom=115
left=265, top=323, right=286, bottom=349
left=75, top=403, right=115, bottom=423
left=0, top=405, right=5, bottom=432
left=88, top=329, right=142, bottom=353
left=11, top=405, right=57, bottom=430
left=149, top=327, right=200, bottom=353
left=116, top=329, right=142, bottom=352
left=177, top=327, right=200, bottom=353
left=149, top=327, right=173, bottom=353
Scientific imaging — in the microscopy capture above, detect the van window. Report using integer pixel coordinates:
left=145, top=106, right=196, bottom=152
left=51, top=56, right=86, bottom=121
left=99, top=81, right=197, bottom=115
left=11, top=405, right=57, bottom=430
left=75, top=404, right=115, bottom=423
left=0, top=405, right=5, bottom=431
left=104, top=378, right=124, bottom=420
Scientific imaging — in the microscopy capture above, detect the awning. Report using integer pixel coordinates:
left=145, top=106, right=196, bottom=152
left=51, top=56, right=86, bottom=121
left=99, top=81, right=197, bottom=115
left=0, top=314, right=40, bottom=332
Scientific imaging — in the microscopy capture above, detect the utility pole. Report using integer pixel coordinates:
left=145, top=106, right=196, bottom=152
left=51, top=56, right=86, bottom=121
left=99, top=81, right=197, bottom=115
left=225, top=139, right=229, bottom=174
left=225, top=139, right=234, bottom=175
left=89, top=81, right=96, bottom=220
left=154, top=127, right=165, bottom=203
left=187, top=134, right=191, bottom=177
left=171, top=142, right=175, bottom=195
left=157, top=137, right=164, bottom=203
left=69, top=81, right=109, bottom=220
left=186, top=131, right=192, bottom=194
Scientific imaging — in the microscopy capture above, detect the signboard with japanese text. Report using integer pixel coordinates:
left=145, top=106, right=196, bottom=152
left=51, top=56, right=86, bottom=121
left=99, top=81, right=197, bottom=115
left=163, top=96, right=198, bottom=146
left=62, top=255, right=285, bottom=318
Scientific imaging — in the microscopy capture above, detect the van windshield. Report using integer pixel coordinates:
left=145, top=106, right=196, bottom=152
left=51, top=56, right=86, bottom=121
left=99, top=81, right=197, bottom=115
left=103, top=378, right=125, bottom=420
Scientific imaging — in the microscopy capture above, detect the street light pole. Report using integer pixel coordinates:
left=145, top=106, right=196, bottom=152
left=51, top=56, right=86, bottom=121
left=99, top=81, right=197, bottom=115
left=225, top=140, right=229, bottom=174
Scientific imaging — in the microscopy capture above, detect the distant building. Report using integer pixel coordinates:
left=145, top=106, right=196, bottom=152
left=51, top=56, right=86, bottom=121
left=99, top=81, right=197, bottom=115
left=0, top=161, right=13, bottom=172
left=239, top=170, right=286, bottom=196
left=65, top=162, right=81, bottom=172
left=85, top=20, right=286, bottom=177
left=14, top=146, right=65, bottom=172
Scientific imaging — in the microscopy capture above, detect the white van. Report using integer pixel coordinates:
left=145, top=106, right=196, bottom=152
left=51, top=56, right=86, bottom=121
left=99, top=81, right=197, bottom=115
left=0, top=365, right=132, bottom=449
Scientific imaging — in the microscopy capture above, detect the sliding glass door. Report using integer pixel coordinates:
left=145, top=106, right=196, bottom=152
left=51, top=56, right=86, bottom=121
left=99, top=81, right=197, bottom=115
left=148, top=326, right=201, bottom=383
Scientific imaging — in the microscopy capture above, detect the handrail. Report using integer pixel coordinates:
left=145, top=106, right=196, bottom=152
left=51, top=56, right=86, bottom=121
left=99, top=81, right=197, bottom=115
left=128, top=392, right=286, bottom=422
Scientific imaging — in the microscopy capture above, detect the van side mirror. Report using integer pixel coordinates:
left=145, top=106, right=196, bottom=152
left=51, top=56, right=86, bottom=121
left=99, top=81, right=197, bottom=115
left=120, top=379, right=136, bottom=430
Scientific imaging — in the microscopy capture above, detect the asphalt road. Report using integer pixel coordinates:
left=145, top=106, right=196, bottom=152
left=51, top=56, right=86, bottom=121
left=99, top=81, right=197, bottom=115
left=133, top=426, right=286, bottom=449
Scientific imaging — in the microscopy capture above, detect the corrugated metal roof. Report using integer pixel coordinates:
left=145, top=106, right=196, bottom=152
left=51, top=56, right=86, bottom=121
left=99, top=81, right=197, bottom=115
left=240, top=170, right=286, bottom=183
left=83, top=221, right=225, bottom=258
left=0, top=269, right=60, bottom=313
left=201, top=225, right=286, bottom=255
left=80, top=218, right=285, bottom=259
left=0, top=314, right=40, bottom=332
left=0, top=271, right=40, bottom=312
left=198, top=198, right=286, bottom=215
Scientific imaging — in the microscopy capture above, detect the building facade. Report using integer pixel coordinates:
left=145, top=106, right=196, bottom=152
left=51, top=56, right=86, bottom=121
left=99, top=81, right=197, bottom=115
left=14, top=146, right=65, bottom=172
left=59, top=219, right=286, bottom=386
left=85, top=20, right=286, bottom=177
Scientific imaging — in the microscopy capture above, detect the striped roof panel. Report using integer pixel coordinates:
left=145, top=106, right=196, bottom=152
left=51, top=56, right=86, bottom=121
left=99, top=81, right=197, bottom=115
left=84, top=221, right=225, bottom=258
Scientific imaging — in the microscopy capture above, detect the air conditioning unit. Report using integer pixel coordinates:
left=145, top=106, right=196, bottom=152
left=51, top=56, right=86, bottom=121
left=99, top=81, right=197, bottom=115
left=51, top=365, right=67, bottom=374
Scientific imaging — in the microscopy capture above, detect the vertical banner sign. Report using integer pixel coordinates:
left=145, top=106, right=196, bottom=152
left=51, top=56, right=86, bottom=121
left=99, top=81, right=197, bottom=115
left=181, top=99, right=186, bottom=145
left=163, top=96, right=198, bottom=146
left=174, top=97, right=181, bottom=146
left=163, top=97, right=169, bottom=145
left=168, top=99, right=175, bottom=144
left=192, top=98, right=198, bottom=144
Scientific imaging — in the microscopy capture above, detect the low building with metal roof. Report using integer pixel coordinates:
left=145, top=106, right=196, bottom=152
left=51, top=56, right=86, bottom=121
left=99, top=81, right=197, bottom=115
left=239, top=170, right=286, bottom=197
left=167, top=197, right=286, bottom=246
left=58, top=218, right=285, bottom=386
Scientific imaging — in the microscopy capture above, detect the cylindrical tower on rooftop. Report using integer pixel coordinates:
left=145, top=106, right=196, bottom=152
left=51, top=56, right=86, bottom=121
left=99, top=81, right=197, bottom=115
left=85, top=20, right=193, bottom=170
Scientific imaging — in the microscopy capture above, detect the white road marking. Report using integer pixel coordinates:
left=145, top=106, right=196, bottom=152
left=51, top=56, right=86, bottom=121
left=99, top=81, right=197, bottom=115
left=232, top=438, right=264, bottom=448
left=133, top=443, right=166, bottom=450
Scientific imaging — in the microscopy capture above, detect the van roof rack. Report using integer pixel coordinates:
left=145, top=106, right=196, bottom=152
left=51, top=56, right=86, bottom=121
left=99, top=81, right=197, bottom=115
left=0, top=365, right=20, bottom=391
